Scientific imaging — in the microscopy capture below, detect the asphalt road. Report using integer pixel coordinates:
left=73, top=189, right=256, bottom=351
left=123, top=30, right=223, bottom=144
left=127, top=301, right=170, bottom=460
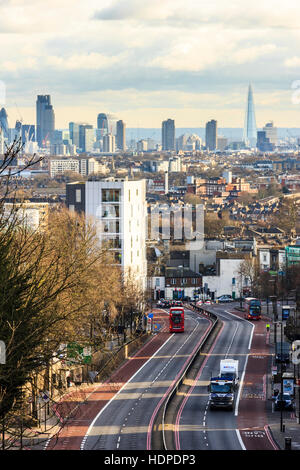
left=175, top=305, right=254, bottom=451
left=81, top=308, right=211, bottom=450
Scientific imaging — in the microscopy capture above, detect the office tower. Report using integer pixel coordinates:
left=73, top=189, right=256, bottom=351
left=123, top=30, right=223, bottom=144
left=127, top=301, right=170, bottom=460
left=69, top=122, right=80, bottom=147
left=103, top=133, right=116, bottom=152
left=21, top=124, right=35, bottom=145
left=36, top=95, right=55, bottom=147
left=79, top=124, right=94, bottom=152
left=257, top=131, right=274, bottom=152
left=0, top=108, right=9, bottom=138
left=15, top=120, right=22, bottom=139
left=217, top=136, right=228, bottom=152
left=97, top=113, right=108, bottom=136
left=205, top=119, right=217, bottom=151
left=137, top=140, right=148, bottom=152
left=116, top=120, right=126, bottom=151
left=243, top=84, right=257, bottom=147
left=162, top=119, right=175, bottom=151
left=263, top=121, right=277, bottom=146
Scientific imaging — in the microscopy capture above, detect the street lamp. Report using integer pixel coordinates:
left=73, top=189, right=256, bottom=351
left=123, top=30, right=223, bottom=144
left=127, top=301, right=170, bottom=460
left=275, top=320, right=284, bottom=433
left=269, top=295, right=278, bottom=344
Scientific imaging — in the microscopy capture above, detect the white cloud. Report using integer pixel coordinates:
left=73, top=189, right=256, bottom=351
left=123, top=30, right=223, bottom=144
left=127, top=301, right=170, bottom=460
left=284, top=56, right=300, bottom=68
left=46, top=52, right=122, bottom=70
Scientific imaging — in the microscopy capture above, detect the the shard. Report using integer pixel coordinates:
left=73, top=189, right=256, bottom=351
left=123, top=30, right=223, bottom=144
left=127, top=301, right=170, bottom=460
left=243, top=84, right=257, bottom=148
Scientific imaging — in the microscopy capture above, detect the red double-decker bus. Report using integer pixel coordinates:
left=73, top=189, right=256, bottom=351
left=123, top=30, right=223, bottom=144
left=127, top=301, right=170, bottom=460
left=243, top=297, right=261, bottom=320
left=169, top=307, right=184, bottom=333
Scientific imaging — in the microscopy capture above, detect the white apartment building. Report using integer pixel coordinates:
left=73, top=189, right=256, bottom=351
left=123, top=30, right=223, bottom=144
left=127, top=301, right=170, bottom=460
left=85, top=178, right=147, bottom=290
left=49, top=158, right=79, bottom=177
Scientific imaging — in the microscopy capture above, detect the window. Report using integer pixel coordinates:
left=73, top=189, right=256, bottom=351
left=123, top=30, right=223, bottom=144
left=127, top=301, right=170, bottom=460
left=75, top=189, right=81, bottom=203
left=182, top=278, right=187, bottom=284
left=155, top=278, right=160, bottom=287
left=171, top=279, right=176, bottom=285
left=232, top=278, right=236, bottom=285
left=102, top=205, right=119, bottom=218
left=192, top=278, right=197, bottom=284
left=102, top=189, right=120, bottom=202
left=69, top=204, right=75, bottom=212
left=128, top=190, right=131, bottom=202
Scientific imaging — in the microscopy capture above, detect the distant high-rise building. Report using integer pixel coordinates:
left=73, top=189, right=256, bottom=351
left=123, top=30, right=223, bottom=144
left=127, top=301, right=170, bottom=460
left=103, top=133, right=116, bottom=153
left=79, top=124, right=94, bottom=152
left=0, top=108, right=9, bottom=139
left=205, top=119, right=217, bottom=151
left=116, top=120, right=126, bottom=151
left=243, top=84, right=257, bottom=148
left=257, top=131, right=274, bottom=152
left=162, top=119, right=175, bottom=151
left=97, top=113, right=108, bottom=136
left=69, top=122, right=80, bottom=148
left=217, top=136, right=228, bottom=152
left=263, top=121, right=277, bottom=145
left=15, top=120, right=22, bottom=139
left=36, top=95, right=55, bottom=147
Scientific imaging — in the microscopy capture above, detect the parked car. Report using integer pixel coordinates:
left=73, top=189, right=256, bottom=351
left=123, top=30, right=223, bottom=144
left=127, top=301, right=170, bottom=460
left=196, top=300, right=204, bottom=306
left=217, top=295, right=233, bottom=303
left=157, top=299, right=165, bottom=307
left=204, top=299, right=213, bottom=305
left=274, top=393, right=294, bottom=411
left=175, top=300, right=183, bottom=306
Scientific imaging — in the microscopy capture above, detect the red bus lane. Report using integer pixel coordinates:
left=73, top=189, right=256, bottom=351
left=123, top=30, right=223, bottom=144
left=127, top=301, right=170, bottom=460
left=233, top=310, right=278, bottom=450
left=46, top=309, right=170, bottom=450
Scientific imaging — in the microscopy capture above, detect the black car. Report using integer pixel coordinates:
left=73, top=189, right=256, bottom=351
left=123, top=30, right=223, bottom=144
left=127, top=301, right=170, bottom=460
left=274, top=393, right=294, bottom=411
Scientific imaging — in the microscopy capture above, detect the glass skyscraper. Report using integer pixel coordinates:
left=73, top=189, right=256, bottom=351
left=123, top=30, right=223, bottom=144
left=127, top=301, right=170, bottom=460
left=243, top=84, right=257, bottom=148
left=162, top=118, right=175, bottom=151
left=36, top=95, right=55, bottom=147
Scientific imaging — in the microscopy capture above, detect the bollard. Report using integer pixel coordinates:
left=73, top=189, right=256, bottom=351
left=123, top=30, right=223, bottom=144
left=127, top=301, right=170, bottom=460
left=285, top=437, right=292, bottom=450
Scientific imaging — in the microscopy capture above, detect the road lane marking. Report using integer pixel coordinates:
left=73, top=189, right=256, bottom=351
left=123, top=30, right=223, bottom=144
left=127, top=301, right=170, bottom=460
left=236, top=430, right=246, bottom=450
left=80, top=333, right=175, bottom=450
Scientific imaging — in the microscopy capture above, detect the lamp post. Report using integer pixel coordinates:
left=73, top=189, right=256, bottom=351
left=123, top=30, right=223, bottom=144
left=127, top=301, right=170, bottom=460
left=275, top=321, right=284, bottom=433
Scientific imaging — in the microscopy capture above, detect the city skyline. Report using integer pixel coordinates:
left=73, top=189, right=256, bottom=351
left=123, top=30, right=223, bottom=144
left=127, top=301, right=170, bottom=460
left=0, top=0, right=300, bottom=127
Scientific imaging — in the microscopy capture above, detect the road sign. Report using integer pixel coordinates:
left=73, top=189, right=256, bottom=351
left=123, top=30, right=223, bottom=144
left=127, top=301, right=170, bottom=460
left=153, top=323, right=161, bottom=331
left=147, top=313, right=154, bottom=319
left=41, top=391, right=50, bottom=403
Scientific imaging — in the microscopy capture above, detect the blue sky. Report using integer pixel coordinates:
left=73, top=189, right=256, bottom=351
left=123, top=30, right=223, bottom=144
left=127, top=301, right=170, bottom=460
left=1, top=0, right=300, bottom=128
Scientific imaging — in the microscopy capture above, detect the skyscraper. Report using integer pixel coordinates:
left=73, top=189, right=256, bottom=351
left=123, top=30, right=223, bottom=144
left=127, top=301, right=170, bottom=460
left=162, top=119, right=175, bottom=151
left=103, top=133, right=116, bottom=153
left=116, top=120, right=126, bottom=151
left=205, top=119, right=217, bottom=151
left=97, top=113, right=108, bottom=136
left=0, top=108, right=9, bottom=139
left=69, top=122, right=80, bottom=147
left=36, top=95, right=55, bottom=147
left=79, top=124, right=94, bottom=152
left=243, top=84, right=257, bottom=148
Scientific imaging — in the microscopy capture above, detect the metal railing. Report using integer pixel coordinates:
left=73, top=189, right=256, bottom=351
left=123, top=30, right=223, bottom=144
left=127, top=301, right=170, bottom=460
left=161, top=304, right=218, bottom=450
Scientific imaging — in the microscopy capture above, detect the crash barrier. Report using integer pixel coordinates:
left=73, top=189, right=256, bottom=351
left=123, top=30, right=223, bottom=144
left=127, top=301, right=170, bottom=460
left=161, top=304, right=219, bottom=450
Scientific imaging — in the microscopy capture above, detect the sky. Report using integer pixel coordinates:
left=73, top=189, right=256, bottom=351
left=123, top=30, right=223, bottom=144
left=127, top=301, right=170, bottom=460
left=1, top=0, right=300, bottom=129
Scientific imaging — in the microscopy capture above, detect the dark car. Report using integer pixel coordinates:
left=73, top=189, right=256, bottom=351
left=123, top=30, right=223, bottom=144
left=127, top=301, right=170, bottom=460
left=174, top=300, right=183, bottom=306
left=274, top=393, right=294, bottom=411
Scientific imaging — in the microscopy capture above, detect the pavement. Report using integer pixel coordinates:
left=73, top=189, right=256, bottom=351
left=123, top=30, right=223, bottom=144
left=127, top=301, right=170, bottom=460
left=233, top=302, right=300, bottom=450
